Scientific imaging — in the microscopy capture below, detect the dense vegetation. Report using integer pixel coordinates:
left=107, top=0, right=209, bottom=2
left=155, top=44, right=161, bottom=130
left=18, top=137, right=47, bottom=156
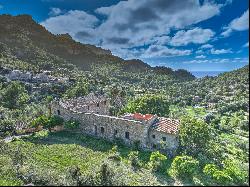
left=0, top=15, right=249, bottom=186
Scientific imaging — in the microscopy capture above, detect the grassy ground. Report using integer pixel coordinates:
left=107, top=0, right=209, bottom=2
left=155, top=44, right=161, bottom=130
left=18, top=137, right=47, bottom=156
left=0, top=130, right=178, bottom=186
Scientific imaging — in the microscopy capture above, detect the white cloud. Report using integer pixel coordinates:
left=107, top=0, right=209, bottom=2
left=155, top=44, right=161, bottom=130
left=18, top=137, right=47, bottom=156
left=221, top=9, right=249, bottom=37
left=243, top=42, right=249, bottom=47
left=183, top=59, right=209, bottom=64
left=49, top=7, right=63, bottom=16
left=196, top=49, right=204, bottom=54
left=95, top=0, right=220, bottom=49
left=210, top=48, right=233, bottom=54
left=141, top=45, right=192, bottom=58
left=95, top=5, right=115, bottom=16
left=170, top=27, right=215, bottom=46
left=40, top=10, right=99, bottom=44
left=200, top=44, right=213, bottom=49
left=154, top=36, right=171, bottom=45
left=0, top=4, right=3, bottom=9
left=195, top=55, right=206, bottom=59
left=41, top=0, right=221, bottom=59
left=183, top=57, right=249, bottom=64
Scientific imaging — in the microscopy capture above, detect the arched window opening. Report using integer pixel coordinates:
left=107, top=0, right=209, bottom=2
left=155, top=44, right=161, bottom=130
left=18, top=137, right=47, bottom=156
left=125, top=132, right=130, bottom=139
left=101, top=127, right=105, bottom=134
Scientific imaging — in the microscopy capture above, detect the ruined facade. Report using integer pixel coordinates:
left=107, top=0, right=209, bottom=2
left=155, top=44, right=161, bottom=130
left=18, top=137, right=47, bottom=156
left=7, top=69, right=51, bottom=83
left=52, top=93, right=179, bottom=155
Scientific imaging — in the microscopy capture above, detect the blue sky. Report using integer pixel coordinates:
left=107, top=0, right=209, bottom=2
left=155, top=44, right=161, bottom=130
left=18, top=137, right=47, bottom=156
left=0, top=0, right=249, bottom=71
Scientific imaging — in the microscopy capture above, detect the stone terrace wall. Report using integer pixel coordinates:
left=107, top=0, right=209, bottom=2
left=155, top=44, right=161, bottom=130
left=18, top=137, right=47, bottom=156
left=52, top=101, right=151, bottom=149
left=148, top=129, right=178, bottom=150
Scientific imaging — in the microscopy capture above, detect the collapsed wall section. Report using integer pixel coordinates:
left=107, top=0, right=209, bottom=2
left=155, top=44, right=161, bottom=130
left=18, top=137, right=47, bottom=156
left=52, top=100, right=150, bottom=148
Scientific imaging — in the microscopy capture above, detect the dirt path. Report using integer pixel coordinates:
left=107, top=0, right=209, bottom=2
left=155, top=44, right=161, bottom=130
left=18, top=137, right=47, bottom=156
left=3, top=134, right=32, bottom=143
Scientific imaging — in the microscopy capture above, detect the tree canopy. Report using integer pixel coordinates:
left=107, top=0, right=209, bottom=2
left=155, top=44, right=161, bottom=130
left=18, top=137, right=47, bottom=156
left=120, top=95, right=170, bottom=116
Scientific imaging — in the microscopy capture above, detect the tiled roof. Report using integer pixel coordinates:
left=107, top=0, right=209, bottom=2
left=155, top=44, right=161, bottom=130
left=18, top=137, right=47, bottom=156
left=152, top=117, right=179, bottom=134
left=132, top=113, right=154, bottom=121
left=122, top=113, right=154, bottom=121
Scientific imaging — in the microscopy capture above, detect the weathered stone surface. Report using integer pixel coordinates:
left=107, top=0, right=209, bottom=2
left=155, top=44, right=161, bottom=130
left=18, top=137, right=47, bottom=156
left=52, top=95, right=179, bottom=153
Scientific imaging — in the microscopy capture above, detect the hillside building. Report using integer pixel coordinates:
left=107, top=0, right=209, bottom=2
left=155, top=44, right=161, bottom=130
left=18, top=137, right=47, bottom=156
left=52, top=93, right=180, bottom=156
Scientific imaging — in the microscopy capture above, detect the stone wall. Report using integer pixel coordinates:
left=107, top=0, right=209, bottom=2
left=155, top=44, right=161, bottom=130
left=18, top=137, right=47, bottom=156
left=52, top=101, right=178, bottom=152
left=148, top=129, right=179, bottom=150
left=52, top=101, right=151, bottom=149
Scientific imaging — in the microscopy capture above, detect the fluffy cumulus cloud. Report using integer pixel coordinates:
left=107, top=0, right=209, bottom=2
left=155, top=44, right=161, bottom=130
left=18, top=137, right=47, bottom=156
left=141, top=45, right=192, bottom=58
left=210, top=48, right=233, bottom=54
left=41, top=10, right=99, bottom=44
left=41, top=0, right=221, bottom=58
left=95, top=0, right=220, bottom=50
left=200, top=44, right=213, bottom=49
left=221, top=9, right=249, bottom=37
left=49, top=7, right=63, bottom=16
left=195, top=55, right=206, bottom=59
left=169, top=27, right=215, bottom=46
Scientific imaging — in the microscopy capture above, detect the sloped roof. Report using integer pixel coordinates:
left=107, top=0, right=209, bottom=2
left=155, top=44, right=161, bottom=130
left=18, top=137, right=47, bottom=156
left=152, top=117, right=179, bottom=135
left=122, top=113, right=154, bottom=121
left=132, top=113, right=154, bottom=121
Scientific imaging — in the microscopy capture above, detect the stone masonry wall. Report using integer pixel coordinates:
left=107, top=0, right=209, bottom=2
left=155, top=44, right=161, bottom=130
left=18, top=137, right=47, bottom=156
left=148, top=129, right=179, bottom=150
left=52, top=101, right=151, bottom=149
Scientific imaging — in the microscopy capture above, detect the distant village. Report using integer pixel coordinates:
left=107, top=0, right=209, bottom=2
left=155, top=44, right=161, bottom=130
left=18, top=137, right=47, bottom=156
left=0, top=67, right=69, bottom=83
left=0, top=66, right=70, bottom=83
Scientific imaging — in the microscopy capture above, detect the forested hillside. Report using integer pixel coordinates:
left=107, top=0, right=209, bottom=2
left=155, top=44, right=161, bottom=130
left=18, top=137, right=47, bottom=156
left=0, top=14, right=249, bottom=186
left=0, top=14, right=194, bottom=81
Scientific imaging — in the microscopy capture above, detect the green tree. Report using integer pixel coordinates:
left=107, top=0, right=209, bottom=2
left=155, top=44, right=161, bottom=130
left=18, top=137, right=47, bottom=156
left=30, top=115, right=49, bottom=129
left=44, top=115, right=64, bottom=132
left=64, top=78, right=89, bottom=98
left=203, top=164, right=233, bottom=185
left=148, top=151, right=167, bottom=172
left=120, top=95, right=170, bottom=116
left=169, top=155, right=199, bottom=179
left=0, top=119, right=15, bottom=136
left=1, top=81, right=29, bottom=109
left=179, top=117, right=211, bottom=156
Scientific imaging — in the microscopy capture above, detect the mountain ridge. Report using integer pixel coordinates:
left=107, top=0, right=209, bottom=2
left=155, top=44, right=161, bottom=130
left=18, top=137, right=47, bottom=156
left=0, top=14, right=194, bottom=80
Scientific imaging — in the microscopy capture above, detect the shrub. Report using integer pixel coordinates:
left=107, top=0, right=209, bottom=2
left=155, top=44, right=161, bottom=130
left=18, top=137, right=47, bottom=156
left=128, top=151, right=140, bottom=169
left=169, top=155, right=199, bottom=179
left=148, top=151, right=167, bottom=172
left=132, top=140, right=141, bottom=151
left=44, top=115, right=64, bottom=132
left=203, top=164, right=218, bottom=177
left=64, top=119, right=80, bottom=130
left=31, top=115, right=49, bottom=129
left=0, top=119, right=15, bottom=137
left=203, top=160, right=248, bottom=185
left=223, top=159, right=248, bottom=185
left=108, top=146, right=121, bottom=162
left=114, top=138, right=125, bottom=147
left=212, top=170, right=233, bottom=185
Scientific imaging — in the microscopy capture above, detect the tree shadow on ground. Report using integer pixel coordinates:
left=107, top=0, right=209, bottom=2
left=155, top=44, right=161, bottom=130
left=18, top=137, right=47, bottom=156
left=21, top=130, right=179, bottom=185
left=22, top=130, right=151, bottom=163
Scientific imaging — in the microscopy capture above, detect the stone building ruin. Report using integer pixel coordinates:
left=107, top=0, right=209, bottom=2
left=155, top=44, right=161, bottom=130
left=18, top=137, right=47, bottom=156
left=52, top=93, right=179, bottom=155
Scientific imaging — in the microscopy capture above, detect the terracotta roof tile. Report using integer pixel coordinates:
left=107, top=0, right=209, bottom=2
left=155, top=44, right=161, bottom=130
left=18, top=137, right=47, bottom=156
left=132, top=113, right=154, bottom=121
left=152, top=117, right=179, bottom=134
